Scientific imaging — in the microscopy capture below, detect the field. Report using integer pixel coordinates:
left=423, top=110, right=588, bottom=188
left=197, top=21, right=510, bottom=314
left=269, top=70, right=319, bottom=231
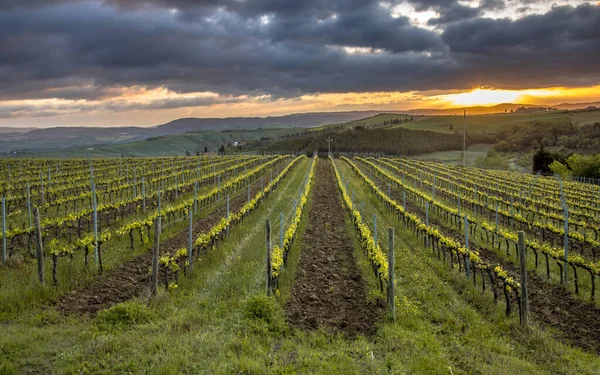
left=394, top=110, right=600, bottom=134
left=344, top=113, right=412, bottom=127
left=1, top=155, right=600, bottom=373
left=413, top=143, right=495, bottom=164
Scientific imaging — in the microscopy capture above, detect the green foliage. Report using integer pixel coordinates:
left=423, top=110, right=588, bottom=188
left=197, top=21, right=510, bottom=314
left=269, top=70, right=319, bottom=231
left=265, top=127, right=466, bottom=155
left=496, top=122, right=600, bottom=153
left=565, top=154, right=600, bottom=178
left=95, top=301, right=153, bottom=331
left=549, top=160, right=571, bottom=178
left=474, top=151, right=509, bottom=169
left=244, top=295, right=272, bottom=320
left=242, top=294, right=287, bottom=334
left=546, top=153, right=600, bottom=178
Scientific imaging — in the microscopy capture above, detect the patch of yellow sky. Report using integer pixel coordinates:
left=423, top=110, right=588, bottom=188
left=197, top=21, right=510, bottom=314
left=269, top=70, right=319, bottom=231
left=139, top=85, right=600, bottom=120
left=295, top=86, right=600, bottom=109
left=437, top=86, right=600, bottom=107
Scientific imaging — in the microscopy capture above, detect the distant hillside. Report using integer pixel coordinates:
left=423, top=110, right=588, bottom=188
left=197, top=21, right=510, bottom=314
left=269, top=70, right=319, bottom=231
left=391, top=110, right=600, bottom=134
left=24, top=128, right=302, bottom=158
left=4, top=103, right=600, bottom=155
left=403, top=103, right=548, bottom=116
left=151, top=111, right=385, bottom=134
left=0, top=111, right=385, bottom=154
left=554, top=101, right=600, bottom=110
left=0, top=127, right=36, bottom=134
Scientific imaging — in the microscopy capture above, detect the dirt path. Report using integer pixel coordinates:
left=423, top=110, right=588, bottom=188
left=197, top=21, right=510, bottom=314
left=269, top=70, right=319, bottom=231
left=360, top=160, right=600, bottom=354
left=285, top=159, right=382, bottom=338
left=56, top=178, right=265, bottom=317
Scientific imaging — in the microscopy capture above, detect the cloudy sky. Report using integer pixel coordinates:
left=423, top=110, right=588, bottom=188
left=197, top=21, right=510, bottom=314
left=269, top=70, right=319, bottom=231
left=1, top=0, right=599, bottom=127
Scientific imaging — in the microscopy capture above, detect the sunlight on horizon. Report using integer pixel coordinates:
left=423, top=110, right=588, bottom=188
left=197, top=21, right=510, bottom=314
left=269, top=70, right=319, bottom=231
left=2, top=85, right=600, bottom=127
left=439, top=86, right=600, bottom=107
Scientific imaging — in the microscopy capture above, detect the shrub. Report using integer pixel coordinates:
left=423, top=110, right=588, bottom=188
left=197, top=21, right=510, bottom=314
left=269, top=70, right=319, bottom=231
left=96, top=301, right=152, bottom=331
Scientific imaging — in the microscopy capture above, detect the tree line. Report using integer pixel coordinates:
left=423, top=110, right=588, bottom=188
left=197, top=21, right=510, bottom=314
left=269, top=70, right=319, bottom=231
left=264, top=126, right=467, bottom=156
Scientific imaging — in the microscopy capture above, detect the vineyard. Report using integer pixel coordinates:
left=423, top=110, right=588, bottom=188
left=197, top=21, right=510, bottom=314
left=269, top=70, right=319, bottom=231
left=1, top=155, right=600, bottom=374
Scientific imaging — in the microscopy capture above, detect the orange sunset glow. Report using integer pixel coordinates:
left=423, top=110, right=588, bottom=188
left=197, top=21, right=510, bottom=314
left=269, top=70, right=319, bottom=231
left=1, top=85, right=599, bottom=128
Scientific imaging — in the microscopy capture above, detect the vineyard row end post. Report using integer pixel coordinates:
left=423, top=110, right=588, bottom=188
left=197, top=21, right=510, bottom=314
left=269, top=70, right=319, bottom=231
left=518, top=230, right=529, bottom=326
left=266, top=220, right=272, bottom=296
left=387, top=227, right=395, bottom=322
left=34, top=207, right=44, bottom=285
left=151, top=217, right=161, bottom=296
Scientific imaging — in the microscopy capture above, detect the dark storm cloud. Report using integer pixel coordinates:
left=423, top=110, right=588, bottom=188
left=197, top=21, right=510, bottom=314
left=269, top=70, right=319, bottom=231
left=0, top=0, right=599, bottom=117
left=0, top=92, right=246, bottom=118
left=442, top=3, right=600, bottom=89
left=480, top=0, right=506, bottom=11
left=427, top=3, right=481, bottom=25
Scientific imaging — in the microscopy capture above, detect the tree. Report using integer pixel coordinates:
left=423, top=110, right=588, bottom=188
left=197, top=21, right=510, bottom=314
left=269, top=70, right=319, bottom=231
left=204, top=146, right=208, bottom=153
left=565, top=154, right=600, bottom=178
left=532, top=145, right=554, bottom=174
left=549, top=160, right=571, bottom=178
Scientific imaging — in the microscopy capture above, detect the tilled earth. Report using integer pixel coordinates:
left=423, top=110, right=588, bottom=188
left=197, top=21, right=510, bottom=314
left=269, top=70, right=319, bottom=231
left=56, top=180, right=263, bottom=317
left=285, top=160, right=383, bottom=338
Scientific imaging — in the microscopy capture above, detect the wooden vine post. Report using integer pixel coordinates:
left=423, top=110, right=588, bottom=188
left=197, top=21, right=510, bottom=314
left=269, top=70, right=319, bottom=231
left=1, top=197, right=6, bottom=262
left=387, top=227, right=395, bottom=322
left=518, top=230, right=529, bottom=326
left=373, top=214, right=377, bottom=245
left=27, top=182, right=32, bottom=228
left=34, top=207, right=44, bottom=285
left=464, top=214, right=471, bottom=278
left=266, top=220, right=272, bottom=296
left=142, top=177, right=146, bottom=212
left=151, top=217, right=161, bottom=296
left=90, top=168, right=99, bottom=270
left=188, top=208, right=193, bottom=274
left=279, top=213, right=284, bottom=248
left=195, top=181, right=199, bottom=212
left=226, top=194, right=230, bottom=235
left=40, top=173, right=45, bottom=207
left=495, top=201, right=499, bottom=245
left=563, top=204, right=569, bottom=287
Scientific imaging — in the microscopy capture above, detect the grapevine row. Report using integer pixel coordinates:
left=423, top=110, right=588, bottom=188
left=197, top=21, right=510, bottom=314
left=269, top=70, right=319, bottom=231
left=342, top=157, right=522, bottom=316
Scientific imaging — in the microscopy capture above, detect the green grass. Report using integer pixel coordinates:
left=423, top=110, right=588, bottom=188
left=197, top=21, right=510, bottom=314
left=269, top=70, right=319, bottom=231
left=394, top=111, right=600, bottom=134
left=1, top=157, right=599, bottom=374
left=346, top=113, right=411, bottom=127
left=570, top=110, right=600, bottom=126
left=415, top=143, right=495, bottom=165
